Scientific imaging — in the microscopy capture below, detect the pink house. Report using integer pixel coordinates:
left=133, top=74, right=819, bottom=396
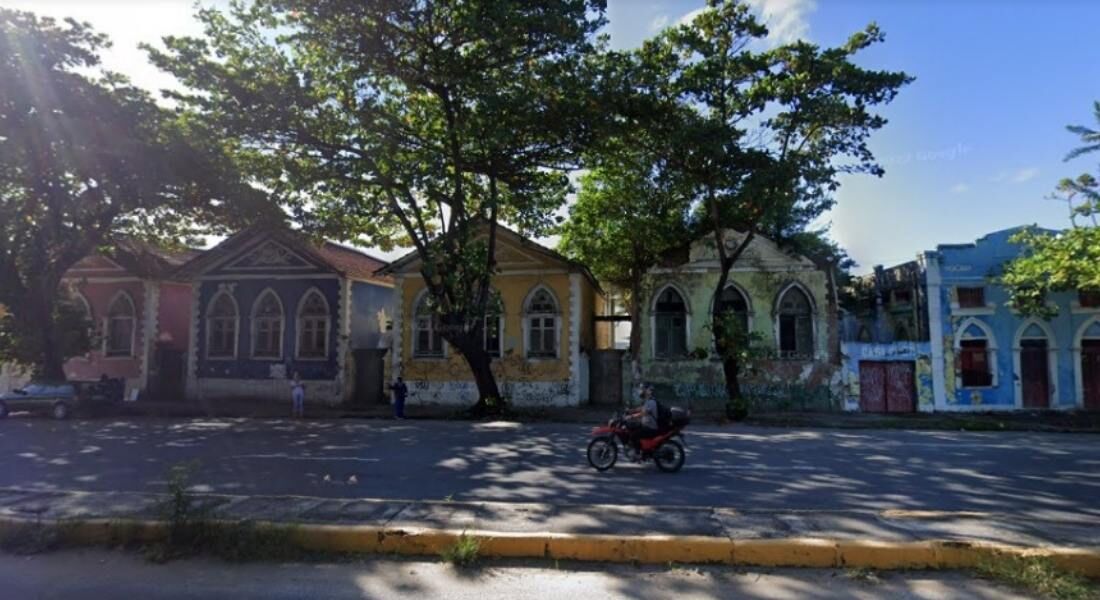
left=62, top=241, right=198, bottom=400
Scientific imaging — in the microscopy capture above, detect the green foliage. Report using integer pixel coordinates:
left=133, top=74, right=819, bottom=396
left=149, top=0, right=610, bottom=404
left=0, top=295, right=92, bottom=378
left=1004, top=102, right=1100, bottom=317
left=0, top=9, right=269, bottom=378
left=975, top=554, right=1098, bottom=600
left=441, top=533, right=481, bottom=567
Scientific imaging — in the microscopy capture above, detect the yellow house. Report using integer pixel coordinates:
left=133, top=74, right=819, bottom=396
left=381, top=227, right=604, bottom=407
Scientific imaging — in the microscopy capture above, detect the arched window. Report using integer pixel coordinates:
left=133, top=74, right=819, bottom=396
left=776, top=285, right=813, bottom=359
left=654, top=287, right=687, bottom=358
left=484, top=292, right=504, bottom=358
left=957, top=320, right=995, bottom=388
left=857, top=326, right=873, bottom=343
left=207, top=292, right=238, bottom=359
left=525, top=287, right=559, bottom=358
left=105, top=292, right=136, bottom=357
left=251, top=290, right=284, bottom=359
left=414, top=292, right=444, bottom=358
left=715, top=285, right=750, bottom=333
left=297, top=290, right=330, bottom=360
left=894, top=323, right=911, bottom=342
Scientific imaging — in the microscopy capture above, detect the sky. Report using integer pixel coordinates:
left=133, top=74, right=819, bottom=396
left=4, top=0, right=1099, bottom=273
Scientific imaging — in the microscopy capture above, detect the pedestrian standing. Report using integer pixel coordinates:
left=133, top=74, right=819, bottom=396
left=290, top=372, right=305, bottom=418
left=389, top=376, right=408, bottom=419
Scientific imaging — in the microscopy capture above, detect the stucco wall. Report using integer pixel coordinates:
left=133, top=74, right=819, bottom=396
left=64, top=280, right=147, bottom=388
left=394, top=270, right=602, bottom=407
left=193, top=278, right=342, bottom=382
left=350, top=280, right=394, bottom=350
left=637, top=266, right=840, bottom=411
left=157, top=282, right=193, bottom=352
left=930, top=228, right=1091, bottom=410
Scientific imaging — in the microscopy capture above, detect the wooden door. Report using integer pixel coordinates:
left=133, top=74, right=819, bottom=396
left=1083, top=340, right=1100, bottom=410
left=590, top=350, right=624, bottom=406
left=1020, top=339, right=1050, bottom=408
left=859, top=362, right=887, bottom=412
left=885, top=361, right=916, bottom=413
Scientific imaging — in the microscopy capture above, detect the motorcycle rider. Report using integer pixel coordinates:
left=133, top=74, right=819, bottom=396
left=626, top=383, right=660, bottom=452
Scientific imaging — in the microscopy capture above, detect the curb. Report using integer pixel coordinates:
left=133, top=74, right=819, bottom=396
left=2, top=517, right=1098, bottom=576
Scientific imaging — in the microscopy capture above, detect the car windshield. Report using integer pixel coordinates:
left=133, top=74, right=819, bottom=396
left=20, top=384, right=72, bottom=396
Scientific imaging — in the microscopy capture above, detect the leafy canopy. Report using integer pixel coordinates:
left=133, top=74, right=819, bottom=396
left=1003, top=101, right=1100, bottom=317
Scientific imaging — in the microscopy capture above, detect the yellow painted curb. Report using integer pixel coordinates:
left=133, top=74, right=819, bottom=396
left=1, top=516, right=1097, bottom=577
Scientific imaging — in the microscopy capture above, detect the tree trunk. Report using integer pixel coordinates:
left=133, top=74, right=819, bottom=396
left=449, top=333, right=503, bottom=416
left=710, top=266, right=742, bottom=403
left=32, top=279, right=66, bottom=381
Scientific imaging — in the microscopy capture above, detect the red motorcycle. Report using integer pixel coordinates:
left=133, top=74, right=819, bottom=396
left=586, top=407, right=690, bottom=473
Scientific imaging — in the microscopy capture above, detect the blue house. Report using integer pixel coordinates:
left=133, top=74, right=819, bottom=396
left=176, top=227, right=393, bottom=406
left=925, top=226, right=1100, bottom=411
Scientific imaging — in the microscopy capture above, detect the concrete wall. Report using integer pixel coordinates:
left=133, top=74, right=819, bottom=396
left=64, top=280, right=147, bottom=397
left=927, top=227, right=1092, bottom=411
left=840, top=341, right=934, bottom=412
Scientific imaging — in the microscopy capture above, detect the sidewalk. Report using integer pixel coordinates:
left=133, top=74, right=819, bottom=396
left=2, top=486, right=1098, bottom=550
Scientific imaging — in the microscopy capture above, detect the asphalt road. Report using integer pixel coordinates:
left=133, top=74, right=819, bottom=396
left=1, top=417, right=1098, bottom=517
left=0, top=549, right=1035, bottom=600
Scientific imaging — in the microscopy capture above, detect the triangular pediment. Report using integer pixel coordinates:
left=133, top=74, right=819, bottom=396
left=69, top=254, right=126, bottom=273
left=223, top=240, right=315, bottom=271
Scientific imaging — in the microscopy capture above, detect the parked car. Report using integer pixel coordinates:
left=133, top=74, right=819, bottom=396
left=0, top=378, right=124, bottom=420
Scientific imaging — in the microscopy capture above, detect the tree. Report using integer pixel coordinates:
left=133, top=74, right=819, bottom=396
left=646, top=1, right=911, bottom=402
left=559, top=50, right=693, bottom=382
left=1003, top=101, right=1100, bottom=316
left=147, top=1, right=609, bottom=413
left=0, top=9, right=269, bottom=379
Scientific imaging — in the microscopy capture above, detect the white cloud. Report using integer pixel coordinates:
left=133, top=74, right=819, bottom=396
left=0, top=0, right=222, bottom=95
left=677, top=0, right=815, bottom=46
left=950, top=183, right=970, bottom=194
left=748, top=0, right=815, bottom=44
left=991, top=167, right=1040, bottom=184
left=1011, top=167, right=1040, bottom=183
left=649, top=14, right=670, bottom=32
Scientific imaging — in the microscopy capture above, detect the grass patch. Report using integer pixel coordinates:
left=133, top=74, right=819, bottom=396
left=975, top=554, right=1098, bottom=600
left=441, top=533, right=481, bottom=567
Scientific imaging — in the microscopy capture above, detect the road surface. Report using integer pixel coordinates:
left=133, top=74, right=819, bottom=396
left=1, top=417, right=1098, bottom=517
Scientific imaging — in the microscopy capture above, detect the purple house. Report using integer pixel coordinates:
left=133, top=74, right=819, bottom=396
left=176, top=227, right=393, bottom=406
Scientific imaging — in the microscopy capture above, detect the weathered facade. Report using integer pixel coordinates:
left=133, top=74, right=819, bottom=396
left=637, top=231, right=842, bottom=411
left=178, top=228, right=393, bottom=406
left=839, top=259, right=932, bottom=413
left=0, top=242, right=196, bottom=398
left=840, top=260, right=929, bottom=344
left=383, top=227, right=603, bottom=408
left=926, top=226, right=1098, bottom=411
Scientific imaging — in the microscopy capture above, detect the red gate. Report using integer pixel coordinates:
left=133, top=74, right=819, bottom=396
left=859, top=361, right=915, bottom=413
left=1020, top=339, right=1050, bottom=408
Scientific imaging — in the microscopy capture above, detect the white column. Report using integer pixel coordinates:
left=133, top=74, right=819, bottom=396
left=925, top=252, right=947, bottom=411
left=391, top=276, right=404, bottom=381
left=137, top=281, right=159, bottom=397
left=569, top=273, right=582, bottom=406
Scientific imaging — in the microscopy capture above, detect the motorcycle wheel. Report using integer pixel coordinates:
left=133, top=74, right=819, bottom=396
left=654, top=440, right=685, bottom=473
left=586, top=437, right=618, bottom=471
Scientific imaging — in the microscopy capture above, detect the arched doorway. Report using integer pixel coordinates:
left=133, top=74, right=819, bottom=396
left=1016, top=321, right=1053, bottom=409
left=1079, top=319, right=1100, bottom=410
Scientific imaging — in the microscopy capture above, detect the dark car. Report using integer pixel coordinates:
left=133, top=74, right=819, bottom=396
left=0, top=378, right=124, bottom=420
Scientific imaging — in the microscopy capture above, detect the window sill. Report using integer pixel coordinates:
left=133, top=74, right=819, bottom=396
left=951, top=306, right=995, bottom=316
left=205, top=356, right=237, bottom=361
left=295, top=356, right=329, bottom=362
left=250, top=356, right=284, bottom=362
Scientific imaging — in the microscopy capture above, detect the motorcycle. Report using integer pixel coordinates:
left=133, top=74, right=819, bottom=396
left=586, top=407, right=691, bottom=473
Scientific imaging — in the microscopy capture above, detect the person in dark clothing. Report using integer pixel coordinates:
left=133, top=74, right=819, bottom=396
left=389, top=377, right=408, bottom=419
